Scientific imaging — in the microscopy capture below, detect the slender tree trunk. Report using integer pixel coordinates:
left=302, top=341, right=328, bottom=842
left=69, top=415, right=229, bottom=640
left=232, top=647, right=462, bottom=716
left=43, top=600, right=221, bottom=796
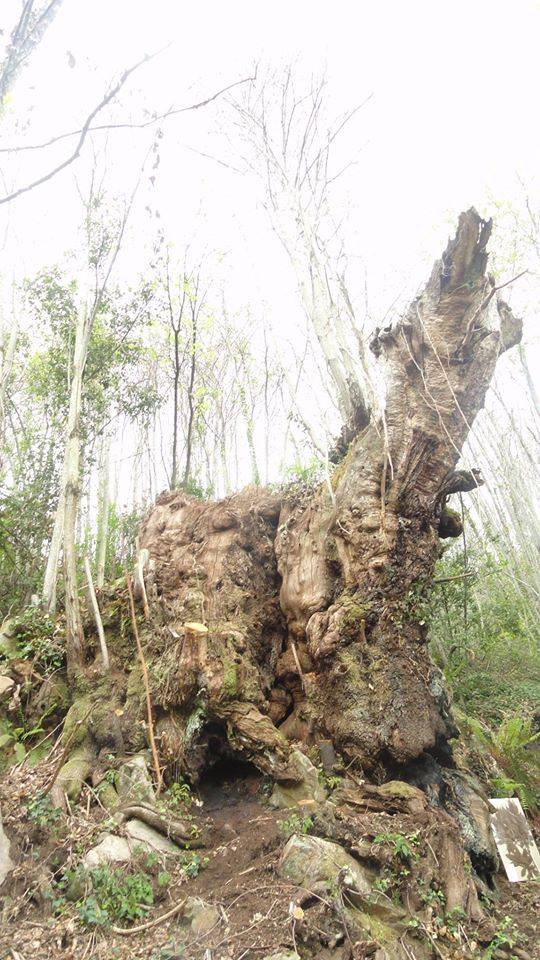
left=63, top=307, right=92, bottom=680
left=42, top=470, right=65, bottom=614
left=0, top=316, right=18, bottom=466
left=95, top=430, right=110, bottom=588
left=239, top=383, right=260, bottom=486
left=171, top=327, right=181, bottom=488
left=183, top=305, right=198, bottom=488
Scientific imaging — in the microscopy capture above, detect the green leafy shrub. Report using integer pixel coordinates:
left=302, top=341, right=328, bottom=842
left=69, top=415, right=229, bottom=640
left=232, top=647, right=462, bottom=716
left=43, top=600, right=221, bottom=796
left=462, top=713, right=540, bottom=811
left=483, top=916, right=521, bottom=960
left=165, top=779, right=192, bottom=808
left=179, top=851, right=208, bottom=878
left=373, top=831, right=420, bottom=862
left=428, top=545, right=540, bottom=725
left=278, top=813, right=314, bottom=838
left=67, top=864, right=154, bottom=927
left=0, top=608, right=63, bottom=673
left=371, top=831, right=421, bottom=905
left=26, top=793, right=62, bottom=829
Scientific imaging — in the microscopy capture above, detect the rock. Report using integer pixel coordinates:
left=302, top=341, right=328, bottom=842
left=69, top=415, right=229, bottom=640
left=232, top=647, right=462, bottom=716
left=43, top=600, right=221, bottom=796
left=443, top=771, right=498, bottom=876
left=117, top=755, right=155, bottom=804
left=318, top=739, right=337, bottom=774
left=181, top=896, right=220, bottom=936
left=125, top=818, right=181, bottom=856
left=0, top=620, right=18, bottom=659
left=33, top=675, right=70, bottom=716
left=0, top=676, right=14, bottom=699
left=270, top=749, right=327, bottom=810
left=375, top=780, right=427, bottom=805
left=262, top=953, right=299, bottom=960
left=83, top=834, right=132, bottom=868
left=95, top=780, right=119, bottom=811
left=277, top=834, right=407, bottom=946
left=334, top=779, right=427, bottom=816
left=278, top=834, right=373, bottom=898
left=55, top=748, right=93, bottom=801
left=0, top=804, right=13, bottom=887
left=346, top=906, right=405, bottom=952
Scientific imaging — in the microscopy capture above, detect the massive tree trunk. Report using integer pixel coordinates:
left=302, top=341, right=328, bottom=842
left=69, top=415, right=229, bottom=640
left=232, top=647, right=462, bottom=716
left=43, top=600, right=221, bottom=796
left=65, top=212, right=520, bottom=915
left=134, top=209, right=521, bottom=779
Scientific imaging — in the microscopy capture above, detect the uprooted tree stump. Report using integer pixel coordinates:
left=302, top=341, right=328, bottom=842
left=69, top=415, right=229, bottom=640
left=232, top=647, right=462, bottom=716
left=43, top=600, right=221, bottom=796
left=57, top=210, right=520, bottom=918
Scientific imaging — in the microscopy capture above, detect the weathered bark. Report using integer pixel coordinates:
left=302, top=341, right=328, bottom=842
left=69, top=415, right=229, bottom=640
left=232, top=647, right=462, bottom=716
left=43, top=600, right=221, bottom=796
left=133, top=212, right=522, bottom=783
left=61, top=212, right=518, bottom=921
left=275, top=211, right=520, bottom=772
left=46, top=209, right=520, bottom=930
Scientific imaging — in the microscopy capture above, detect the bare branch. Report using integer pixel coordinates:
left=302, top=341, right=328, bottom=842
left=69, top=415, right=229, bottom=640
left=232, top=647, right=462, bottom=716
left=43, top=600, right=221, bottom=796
left=0, top=52, right=156, bottom=205
left=0, top=72, right=257, bottom=155
left=0, top=55, right=255, bottom=205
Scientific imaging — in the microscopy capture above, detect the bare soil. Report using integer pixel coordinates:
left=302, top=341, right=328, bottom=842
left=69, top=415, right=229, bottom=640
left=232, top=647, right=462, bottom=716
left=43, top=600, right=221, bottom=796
left=1, top=762, right=538, bottom=960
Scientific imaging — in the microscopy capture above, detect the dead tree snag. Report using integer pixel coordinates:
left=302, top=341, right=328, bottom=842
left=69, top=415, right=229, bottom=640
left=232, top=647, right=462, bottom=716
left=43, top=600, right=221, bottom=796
left=133, top=210, right=521, bottom=789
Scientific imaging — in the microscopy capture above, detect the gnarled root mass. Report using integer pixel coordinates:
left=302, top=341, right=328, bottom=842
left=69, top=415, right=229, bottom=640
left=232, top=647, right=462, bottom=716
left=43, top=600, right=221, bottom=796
left=54, top=211, right=520, bottom=919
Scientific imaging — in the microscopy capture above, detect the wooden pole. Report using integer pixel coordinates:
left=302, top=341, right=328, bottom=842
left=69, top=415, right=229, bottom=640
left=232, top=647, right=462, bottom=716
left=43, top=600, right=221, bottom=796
left=84, top=556, right=110, bottom=670
left=126, top=573, right=163, bottom=795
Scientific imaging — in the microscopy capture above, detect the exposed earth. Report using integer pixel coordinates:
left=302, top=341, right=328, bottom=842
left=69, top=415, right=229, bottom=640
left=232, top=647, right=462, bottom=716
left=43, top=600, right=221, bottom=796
left=0, top=751, right=538, bottom=960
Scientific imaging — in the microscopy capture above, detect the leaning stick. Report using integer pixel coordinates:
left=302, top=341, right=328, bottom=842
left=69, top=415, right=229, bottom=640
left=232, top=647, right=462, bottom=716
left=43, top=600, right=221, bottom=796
left=291, top=642, right=305, bottom=691
left=111, top=896, right=187, bottom=935
left=126, top=573, right=163, bottom=795
left=133, top=547, right=150, bottom=619
left=84, top=556, right=110, bottom=670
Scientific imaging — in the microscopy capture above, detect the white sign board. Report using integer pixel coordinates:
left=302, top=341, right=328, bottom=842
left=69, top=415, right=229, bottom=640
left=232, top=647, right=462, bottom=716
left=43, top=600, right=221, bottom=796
left=489, top=797, right=540, bottom=882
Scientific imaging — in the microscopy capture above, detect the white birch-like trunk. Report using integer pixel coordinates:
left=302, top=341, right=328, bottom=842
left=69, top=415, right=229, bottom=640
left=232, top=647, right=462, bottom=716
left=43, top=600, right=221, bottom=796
left=0, top=316, right=18, bottom=459
left=95, top=431, right=111, bottom=589
left=63, top=305, right=92, bottom=678
left=42, top=484, right=65, bottom=614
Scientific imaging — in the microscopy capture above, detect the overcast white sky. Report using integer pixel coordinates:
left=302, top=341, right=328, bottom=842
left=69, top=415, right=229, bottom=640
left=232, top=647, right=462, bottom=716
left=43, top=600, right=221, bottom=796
left=1, top=0, right=539, bottom=496
left=2, top=0, right=540, bottom=290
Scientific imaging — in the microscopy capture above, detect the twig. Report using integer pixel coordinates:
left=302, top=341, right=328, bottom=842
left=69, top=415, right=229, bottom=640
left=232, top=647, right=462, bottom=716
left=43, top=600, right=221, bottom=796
left=133, top=548, right=150, bottom=619
left=126, top=573, right=163, bottom=795
left=84, top=556, right=110, bottom=669
left=0, top=52, right=157, bottom=205
left=1, top=72, right=256, bottom=155
left=290, top=642, right=305, bottom=691
left=212, top=898, right=279, bottom=949
left=433, top=570, right=476, bottom=585
left=111, top=897, right=187, bottom=935
left=480, top=269, right=528, bottom=309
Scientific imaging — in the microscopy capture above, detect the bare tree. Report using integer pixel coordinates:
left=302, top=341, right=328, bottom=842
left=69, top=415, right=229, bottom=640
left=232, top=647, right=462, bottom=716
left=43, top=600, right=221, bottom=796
left=0, top=0, right=63, bottom=106
left=42, top=183, right=137, bottom=677
left=164, top=255, right=189, bottom=490
left=183, top=270, right=206, bottom=490
left=230, top=70, right=374, bottom=446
